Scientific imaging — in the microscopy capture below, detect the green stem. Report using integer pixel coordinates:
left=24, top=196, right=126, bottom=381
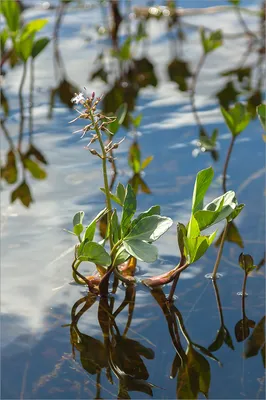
left=90, top=110, right=113, bottom=250
left=222, top=135, right=236, bottom=193
left=212, top=221, right=229, bottom=279
left=18, top=61, right=27, bottom=152
left=72, top=259, right=90, bottom=286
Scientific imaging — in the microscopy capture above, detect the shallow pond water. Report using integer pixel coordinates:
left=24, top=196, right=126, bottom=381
left=1, top=1, right=265, bottom=399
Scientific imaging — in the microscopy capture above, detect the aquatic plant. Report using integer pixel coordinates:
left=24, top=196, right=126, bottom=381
left=68, top=92, right=172, bottom=296
left=67, top=95, right=244, bottom=299
left=143, top=166, right=244, bottom=300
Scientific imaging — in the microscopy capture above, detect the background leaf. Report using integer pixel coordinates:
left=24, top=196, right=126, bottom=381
left=32, top=37, right=50, bottom=58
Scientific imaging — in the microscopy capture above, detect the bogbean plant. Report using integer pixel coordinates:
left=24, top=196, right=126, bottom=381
left=68, top=92, right=247, bottom=300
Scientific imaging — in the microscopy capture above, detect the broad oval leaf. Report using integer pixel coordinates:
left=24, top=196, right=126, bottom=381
left=194, top=191, right=237, bottom=230
left=79, top=241, right=111, bottom=266
left=123, top=239, right=158, bottom=263
left=131, top=205, right=161, bottom=229
left=125, top=215, right=173, bottom=242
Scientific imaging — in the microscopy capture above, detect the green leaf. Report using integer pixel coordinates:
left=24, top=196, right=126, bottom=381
left=18, top=34, right=34, bottom=62
left=141, top=156, right=153, bottom=170
left=23, top=158, right=47, bottom=179
left=116, top=183, right=126, bottom=205
left=119, top=37, right=131, bottom=60
left=227, top=203, right=244, bottom=222
left=238, top=253, right=256, bottom=274
left=73, top=211, right=84, bottom=227
left=177, top=223, right=187, bottom=257
left=78, top=241, right=111, bottom=266
left=257, top=104, right=266, bottom=131
left=131, top=205, right=161, bottom=229
left=221, top=103, right=250, bottom=136
left=228, top=0, right=240, bottom=5
left=1, top=0, right=20, bottom=32
left=125, top=215, right=172, bottom=242
left=100, top=187, right=123, bottom=206
left=184, top=235, right=210, bottom=264
left=123, top=239, right=158, bottom=263
left=187, top=214, right=200, bottom=238
left=21, top=19, right=48, bottom=39
left=110, top=209, right=120, bottom=243
left=73, top=223, right=83, bottom=236
left=73, top=211, right=84, bottom=236
left=184, top=216, right=216, bottom=263
left=128, top=141, right=141, bottom=174
left=191, top=167, right=214, bottom=213
left=32, top=37, right=50, bottom=58
left=194, top=191, right=237, bottom=230
left=83, top=208, right=107, bottom=242
left=108, top=103, right=128, bottom=135
left=121, top=184, right=136, bottom=236
left=113, top=246, right=130, bottom=266
left=200, top=27, right=222, bottom=54
left=131, top=113, right=142, bottom=128
left=0, top=28, right=9, bottom=50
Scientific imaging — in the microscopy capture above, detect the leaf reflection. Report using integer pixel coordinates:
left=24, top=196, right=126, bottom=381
left=208, top=279, right=234, bottom=352
left=70, top=284, right=155, bottom=399
left=151, top=288, right=220, bottom=399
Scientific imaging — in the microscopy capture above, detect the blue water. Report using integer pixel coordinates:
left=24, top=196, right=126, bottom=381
left=1, top=1, right=265, bottom=399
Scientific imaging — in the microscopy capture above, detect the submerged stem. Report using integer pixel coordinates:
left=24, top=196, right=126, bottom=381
left=242, top=272, right=248, bottom=313
left=212, top=222, right=229, bottom=279
left=168, top=257, right=189, bottom=302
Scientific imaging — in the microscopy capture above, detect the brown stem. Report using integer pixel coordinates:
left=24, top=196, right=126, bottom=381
left=222, top=136, right=236, bottom=193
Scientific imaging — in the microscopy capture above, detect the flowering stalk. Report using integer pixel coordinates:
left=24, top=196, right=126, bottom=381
left=89, top=109, right=113, bottom=250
